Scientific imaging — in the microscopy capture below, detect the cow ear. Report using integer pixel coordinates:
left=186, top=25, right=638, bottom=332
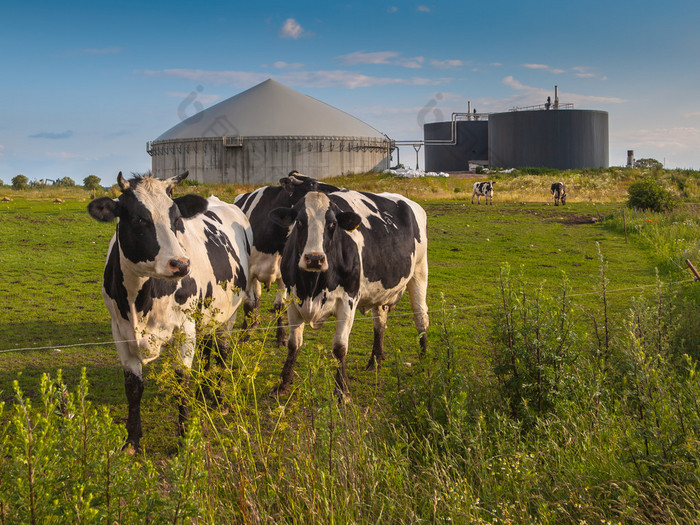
left=279, top=177, right=294, bottom=195
left=88, top=197, right=119, bottom=222
left=337, top=211, right=362, bottom=232
left=166, top=171, right=189, bottom=192
left=174, top=194, right=208, bottom=218
left=117, top=171, right=130, bottom=192
left=269, top=207, right=298, bottom=228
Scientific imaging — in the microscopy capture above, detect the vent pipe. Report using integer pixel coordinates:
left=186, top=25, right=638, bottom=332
left=554, top=85, right=559, bottom=109
left=467, top=100, right=472, bottom=120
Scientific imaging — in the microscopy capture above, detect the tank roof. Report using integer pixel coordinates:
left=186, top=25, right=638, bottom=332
left=154, top=79, right=386, bottom=141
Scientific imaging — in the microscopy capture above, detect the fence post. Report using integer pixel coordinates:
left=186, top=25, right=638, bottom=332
left=686, top=259, right=700, bottom=282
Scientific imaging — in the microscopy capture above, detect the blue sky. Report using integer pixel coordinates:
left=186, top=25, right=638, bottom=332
left=1, top=0, right=699, bottom=186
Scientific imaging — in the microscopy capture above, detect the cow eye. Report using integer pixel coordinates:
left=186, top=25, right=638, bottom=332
left=327, top=221, right=337, bottom=231
left=133, top=216, right=149, bottom=228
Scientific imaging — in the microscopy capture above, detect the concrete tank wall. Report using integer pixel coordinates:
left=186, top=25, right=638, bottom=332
left=149, top=136, right=392, bottom=184
left=424, top=120, right=489, bottom=172
left=488, top=109, right=608, bottom=170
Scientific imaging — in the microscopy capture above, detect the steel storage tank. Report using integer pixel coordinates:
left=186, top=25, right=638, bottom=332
left=424, top=120, right=489, bottom=172
left=488, top=109, right=608, bottom=170
left=148, top=79, right=393, bottom=184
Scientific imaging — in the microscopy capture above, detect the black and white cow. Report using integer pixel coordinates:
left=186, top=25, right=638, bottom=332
left=269, top=190, right=429, bottom=396
left=88, top=172, right=250, bottom=450
left=234, top=171, right=339, bottom=346
left=472, top=181, right=495, bottom=204
left=551, top=181, right=567, bottom=205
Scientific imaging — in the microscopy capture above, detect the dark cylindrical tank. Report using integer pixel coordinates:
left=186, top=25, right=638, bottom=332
left=488, top=109, right=608, bottom=169
left=424, top=120, right=489, bottom=172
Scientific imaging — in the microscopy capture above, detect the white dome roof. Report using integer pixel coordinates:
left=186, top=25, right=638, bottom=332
left=154, top=79, right=386, bottom=141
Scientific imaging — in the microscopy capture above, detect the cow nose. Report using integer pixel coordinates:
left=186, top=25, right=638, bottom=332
left=304, top=253, right=325, bottom=270
left=168, top=257, right=190, bottom=277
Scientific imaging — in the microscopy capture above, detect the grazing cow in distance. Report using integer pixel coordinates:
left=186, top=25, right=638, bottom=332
left=551, top=181, right=567, bottom=205
left=269, top=190, right=429, bottom=397
left=472, top=181, right=495, bottom=204
left=88, top=172, right=251, bottom=451
left=234, top=171, right=339, bottom=346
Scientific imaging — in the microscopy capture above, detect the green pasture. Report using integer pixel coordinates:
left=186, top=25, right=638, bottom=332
left=0, top=190, right=685, bottom=451
left=1, top=171, right=699, bottom=522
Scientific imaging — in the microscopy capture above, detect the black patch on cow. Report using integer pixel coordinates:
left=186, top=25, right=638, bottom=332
left=175, top=276, right=197, bottom=305
left=236, top=177, right=340, bottom=257
left=204, top=210, right=222, bottom=224
left=103, top=241, right=130, bottom=320
left=170, top=203, right=185, bottom=234
left=335, top=193, right=421, bottom=290
left=205, top=282, right=213, bottom=299
left=135, top=278, right=178, bottom=315
left=202, top=220, right=247, bottom=292
left=115, top=189, right=160, bottom=264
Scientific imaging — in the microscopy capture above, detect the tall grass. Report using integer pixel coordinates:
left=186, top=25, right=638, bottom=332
left=3, top=256, right=697, bottom=523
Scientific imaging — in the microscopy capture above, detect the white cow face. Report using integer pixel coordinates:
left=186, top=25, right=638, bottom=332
left=88, top=172, right=209, bottom=279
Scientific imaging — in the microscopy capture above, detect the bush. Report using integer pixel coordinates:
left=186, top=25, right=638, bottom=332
left=83, top=175, right=102, bottom=191
left=627, top=178, right=675, bottom=212
left=56, top=177, right=75, bottom=187
left=635, top=158, right=663, bottom=170
left=11, top=174, right=28, bottom=190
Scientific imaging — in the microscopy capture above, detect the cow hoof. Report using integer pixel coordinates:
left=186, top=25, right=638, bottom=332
left=122, top=441, right=140, bottom=455
left=270, top=383, right=290, bottom=398
left=276, top=338, right=288, bottom=348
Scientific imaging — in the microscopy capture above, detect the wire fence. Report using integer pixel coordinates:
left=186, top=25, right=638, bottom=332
left=1, top=278, right=695, bottom=356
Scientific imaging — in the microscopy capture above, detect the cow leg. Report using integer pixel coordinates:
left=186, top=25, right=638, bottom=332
left=175, top=330, right=197, bottom=438
left=116, top=337, right=144, bottom=452
left=242, top=278, right=261, bottom=337
left=273, top=278, right=288, bottom=348
left=123, top=368, right=144, bottom=452
left=366, top=305, right=388, bottom=370
left=332, top=304, right=356, bottom=398
left=273, top=305, right=305, bottom=396
left=407, top=258, right=430, bottom=357
left=198, top=332, right=229, bottom=406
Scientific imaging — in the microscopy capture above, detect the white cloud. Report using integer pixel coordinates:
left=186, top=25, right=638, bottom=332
left=339, top=51, right=399, bottom=65
left=417, top=5, right=431, bottom=12
left=143, top=68, right=450, bottom=89
left=395, top=56, right=425, bottom=69
left=338, top=51, right=424, bottom=69
left=388, top=6, right=398, bottom=13
left=523, top=63, right=565, bottom=74
left=685, top=111, right=700, bottom=119
left=500, top=76, right=626, bottom=109
left=431, top=59, right=464, bottom=69
left=280, top=18, right=304, bottom=39
left=272, top=61, right=304, bottom=69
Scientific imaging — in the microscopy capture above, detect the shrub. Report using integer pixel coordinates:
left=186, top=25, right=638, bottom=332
left=83, top=175, right=102, bottom=191
left=56, top=177, right=75, bottom=187
left=627, top=178, right=675, bottom=212
left=11, top=174, right=28, bottom=190
left=635, top=158, right=663, bottom=170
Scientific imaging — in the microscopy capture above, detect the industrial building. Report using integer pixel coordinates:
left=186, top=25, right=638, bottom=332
left=424, top=88, right=609, bottom=172
left=149, top=79, right=393, bottom=184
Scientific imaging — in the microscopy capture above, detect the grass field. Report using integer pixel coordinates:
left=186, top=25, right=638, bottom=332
left=1, top=168, right=699, bottom=523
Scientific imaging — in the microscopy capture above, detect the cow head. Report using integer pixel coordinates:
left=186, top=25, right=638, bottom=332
left=269, top=192, right=360, bottom=272
left=88, top=171, right=208, bottom=280
left=279, top=171, right=340, bottom=201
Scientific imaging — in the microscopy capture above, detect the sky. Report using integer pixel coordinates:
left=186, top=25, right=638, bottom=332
left=1, top=0, right=699, bottom=186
